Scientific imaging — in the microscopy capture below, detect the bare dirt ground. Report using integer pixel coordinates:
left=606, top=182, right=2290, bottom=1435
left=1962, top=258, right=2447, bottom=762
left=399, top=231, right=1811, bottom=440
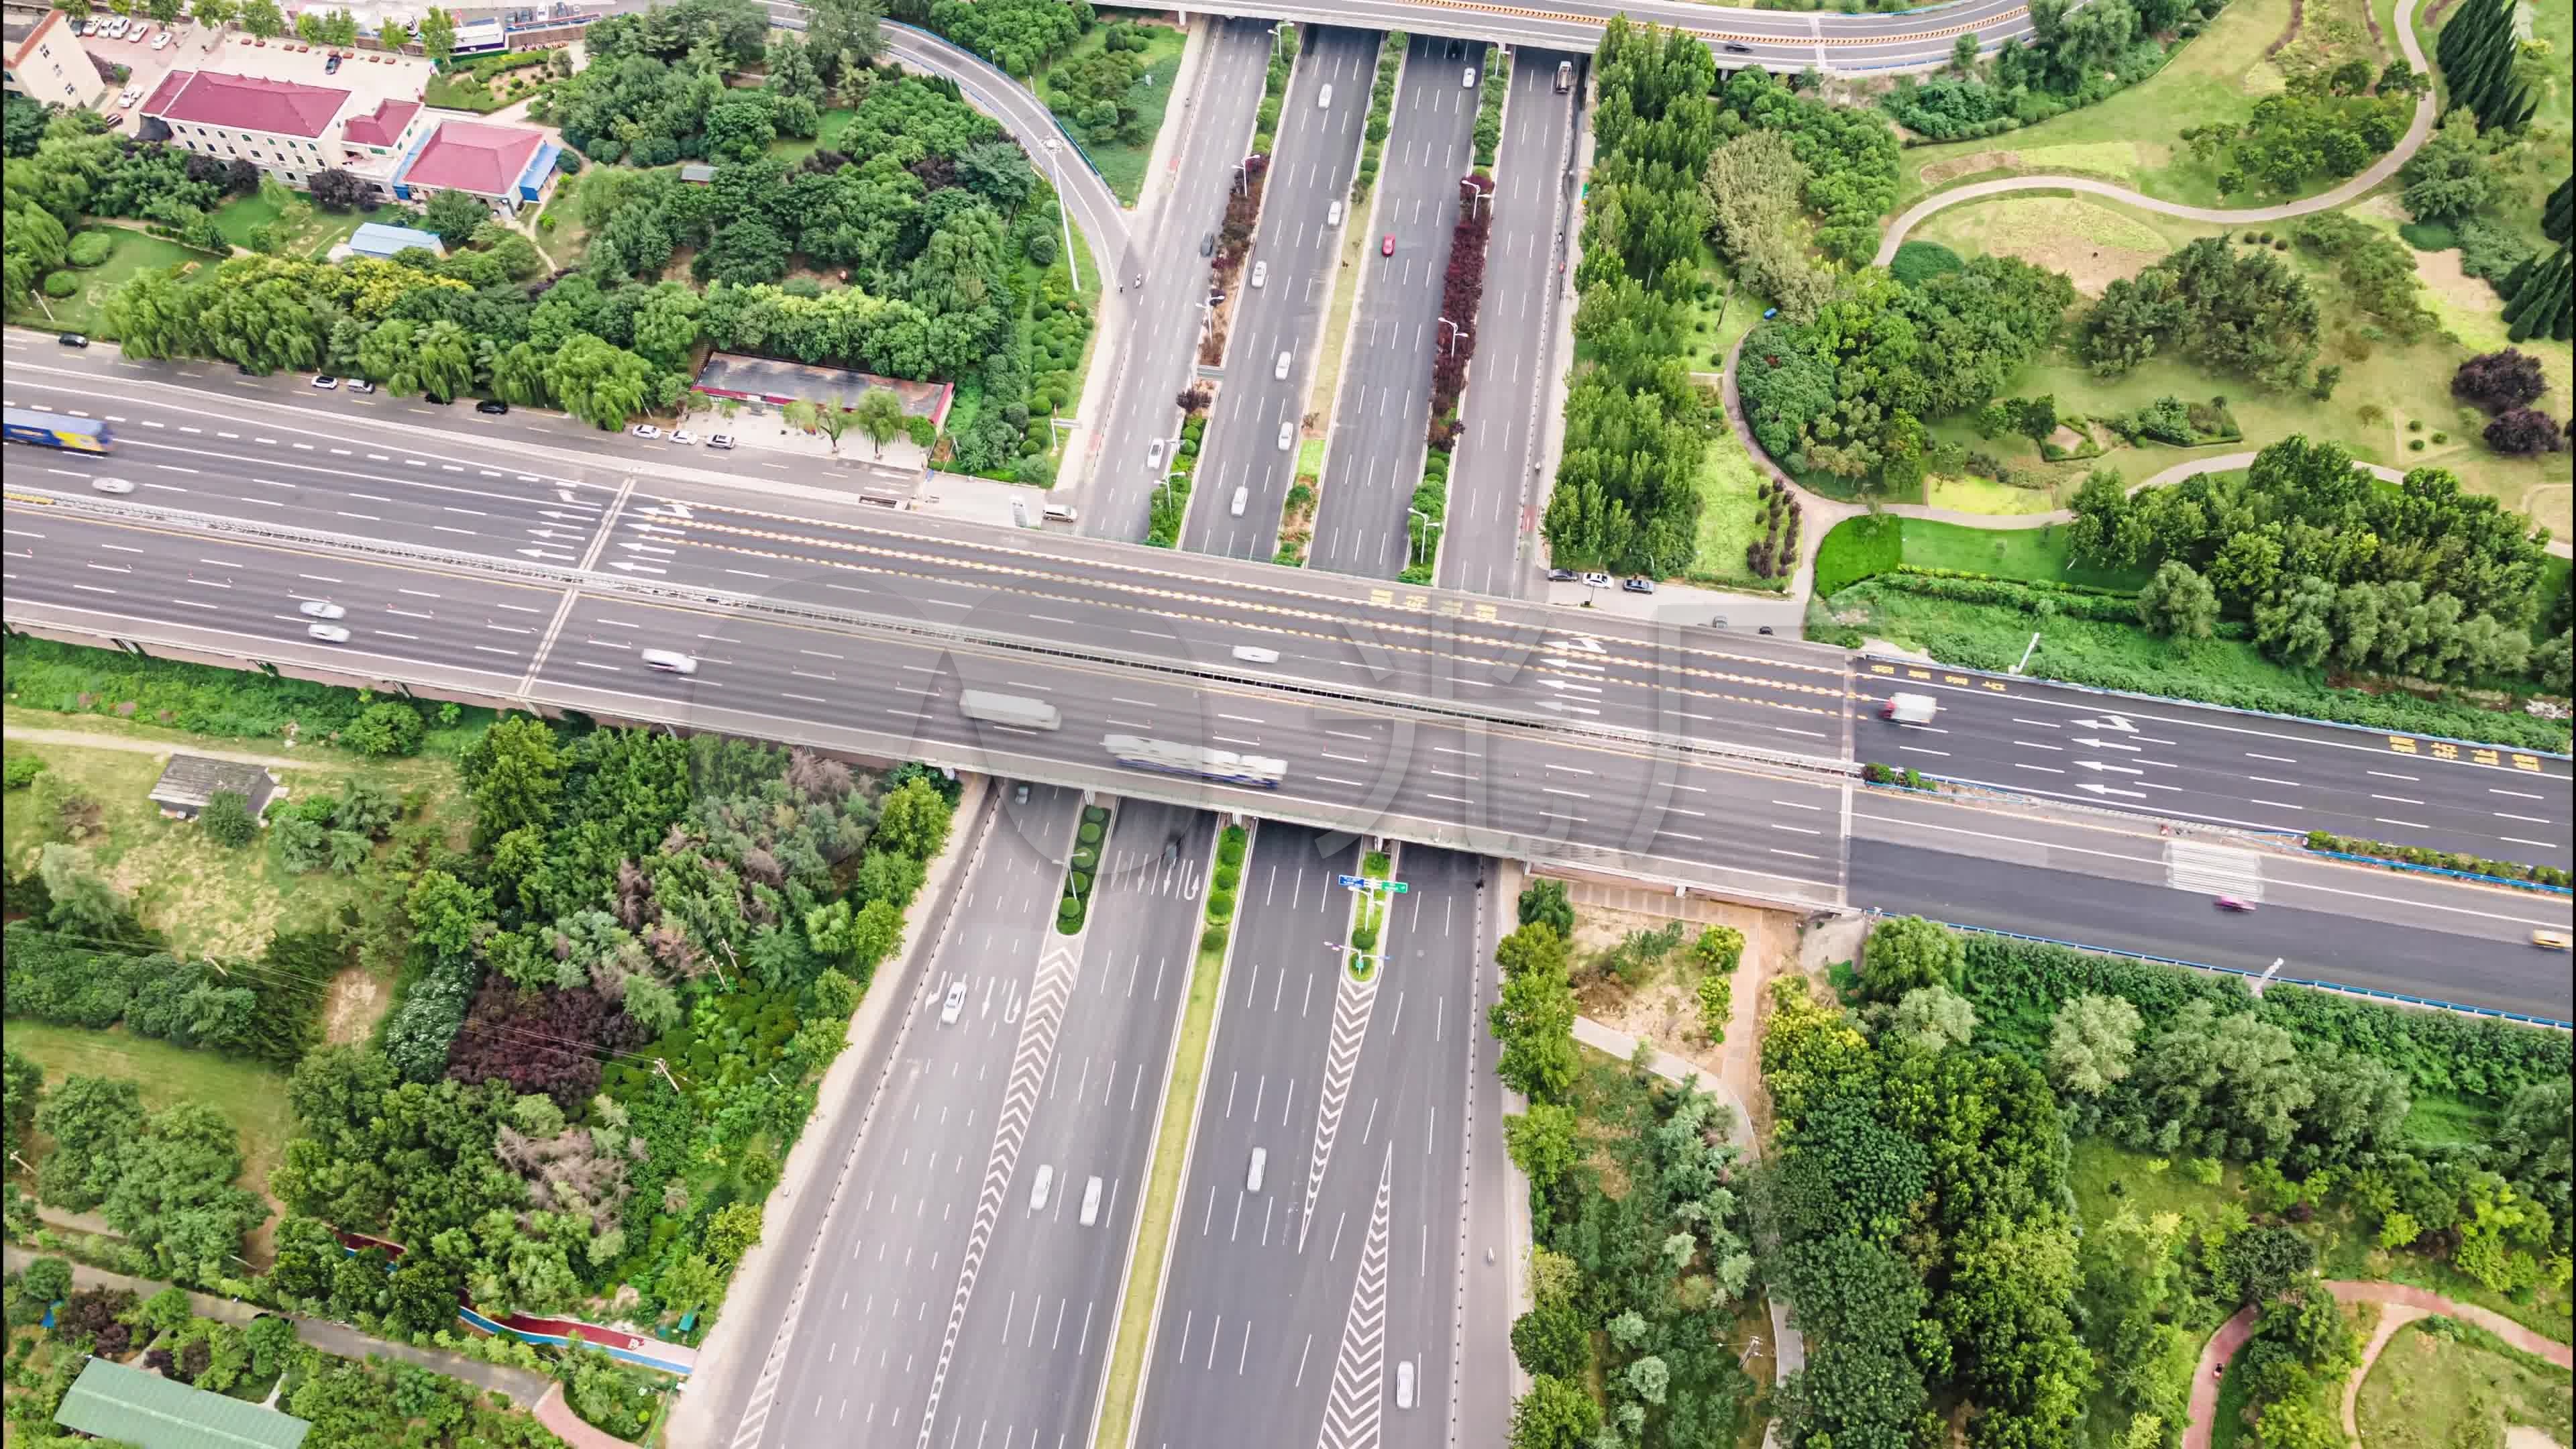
left=1560, top=888, right=1799, bottom=1136
left=321, top=967, right=389, bottom=1045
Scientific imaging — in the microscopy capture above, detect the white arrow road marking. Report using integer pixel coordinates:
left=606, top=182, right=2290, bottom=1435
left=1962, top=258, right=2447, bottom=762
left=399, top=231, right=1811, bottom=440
left=1301, top=954, right=1383, bottom=1252
left=2073, top=714, right=2137, bottom=732
left=2074, top=760, right=2144, bottom=775
left=2076, top=783, right=2147, bottom=799
left=915, top=930, right=1084, bottom=1445
left=1316, top=1146, right=1395, bottom=1449
left=2072, top=737, right=2141, bottom=752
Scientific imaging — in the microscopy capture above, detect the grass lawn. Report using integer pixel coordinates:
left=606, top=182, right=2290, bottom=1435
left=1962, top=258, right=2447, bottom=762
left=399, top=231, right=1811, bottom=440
left=5, top=1020, right=292, bottom=1264
left=1895, top=0, right=2375, bottom=211
left=2357, top=1318, right=2576, bottom=1449
left=1, top=708, right=466, bottom=959
left=1684, top=428, right=1784, bottom=590
left=1042, top=21, right=1189, bottom=206
left=7, top=231, right=213, bottom=340
left=1811, top=515, right=2152, bottom=594
left=210, top=195, right=407, bottom=260
left=1912, top=193, right=2212, bottom=299
left=423, top=61, right=547, bottom=114
left=1091, top=926, right=1234, bottom=1449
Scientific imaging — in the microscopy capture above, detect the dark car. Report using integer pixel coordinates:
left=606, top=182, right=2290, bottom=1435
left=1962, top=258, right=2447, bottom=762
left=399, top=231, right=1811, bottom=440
left=476, top=398, right=509, bottom=415
left=58, top=333, right=89, bottom=347
left=1723, top=41, right=1754, bottom=53
left=1199, top=231, right=1216, bottom=258
left=1548, top=568, right=1579, bottom=582
left=1446, top=39, right=1461, bottom=58
left=323, top=52, right=341, bottom=72
left=1621, top=576, right=1656, bottom=594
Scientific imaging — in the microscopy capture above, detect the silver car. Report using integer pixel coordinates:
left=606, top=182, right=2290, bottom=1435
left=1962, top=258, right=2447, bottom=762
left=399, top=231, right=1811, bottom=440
left=306, top=623, right=352, bottom=643
left=940, top=979, right=969, bottom=1025
left=638, top=648, right=698, bottom=675
left=299, top=600, right=346, bottom=620
left=90, top=476, right=136, bottom=494
left=1277, top=421, right=1294, bottom=450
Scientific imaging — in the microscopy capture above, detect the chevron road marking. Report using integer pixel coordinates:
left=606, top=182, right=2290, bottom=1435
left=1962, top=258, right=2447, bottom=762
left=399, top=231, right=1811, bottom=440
left=1316, top=1146, right=1395, bottom=1449
left=914, top=928, right=1087, bottom=1446
left=2167, top=839, right=2263, bottom=903
left=1299, top=959, right=1381, bottom=1252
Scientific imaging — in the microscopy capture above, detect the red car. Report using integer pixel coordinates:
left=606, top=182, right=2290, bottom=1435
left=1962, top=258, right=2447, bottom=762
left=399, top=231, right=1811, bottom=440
left=2214, top=896, right=2257, bottom=913
left=1381, top=233, right=1395, bottom=257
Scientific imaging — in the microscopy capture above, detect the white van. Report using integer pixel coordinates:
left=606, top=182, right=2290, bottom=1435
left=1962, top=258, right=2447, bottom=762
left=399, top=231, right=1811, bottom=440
left=1318, top=83, right=1334, bottom=109
left=1230, top=486, right=1249, bottom=517
left=1232, top=645, right=1281, bottom=664
left=1042, top=503, right=1078, bottom=523
left=1080, top=1175, right=1104, bottom=1226
left=1396, top=1360, right=1416, bottom=1409
left=1030, top=1164, right=1055, bottom=1213
left=639, top=649, right=698, bottom=675
left=1246, top=1148, right=1267, bottom=1193
left=1327, top=200, right=1343, bottom=227
left=1275, top=350, right=1292, bottom=381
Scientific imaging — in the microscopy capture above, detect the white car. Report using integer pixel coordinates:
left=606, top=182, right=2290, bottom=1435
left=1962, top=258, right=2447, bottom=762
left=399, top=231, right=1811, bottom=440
left=306, top=623, right=352, bottom=643
left=638, top=648, right=698, bottom=675
left=152, top=30, right=172, bottom=48
left=311, top=375, right=339, bottom=390
left=940, top=979, right=969, bottom=1025
left=1277, top=421, right=1294, bottom=451
left=629, top=424, right=662, bottom=439
left=90, top=476, right=136, bottom=494
left=116, top=91, right=138, bottom=109
left=670, top=429, right=698, bottom=446
left=298, top=600, right=346, bottom=620
left=1250, top=260, right=1267, bottom=288
left=706, top=433, right=735, bottom=449
left=1144, top=438, right=1165, bottom=472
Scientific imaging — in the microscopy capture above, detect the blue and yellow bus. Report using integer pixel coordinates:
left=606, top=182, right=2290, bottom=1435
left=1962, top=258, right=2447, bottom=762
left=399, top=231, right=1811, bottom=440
left=1, top=408, right=114, bottom=454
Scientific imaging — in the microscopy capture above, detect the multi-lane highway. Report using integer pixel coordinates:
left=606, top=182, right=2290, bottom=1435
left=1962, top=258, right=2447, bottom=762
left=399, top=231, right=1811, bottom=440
left=4, top=366, right=2566, bottom=883
left=1087, top=20, right=1280, bottom=543
left=1185, top=28, right=1379, bottom=561
left=711, top=786, right=1216, bottom=1448
left=1156, top=0, right=2041, bottom=72
left=1305, top=35, right=1489, bottom=580
left=1132, top=826, right=1489, bottom=1449
left=1440, top=48, right=1580, bottom=598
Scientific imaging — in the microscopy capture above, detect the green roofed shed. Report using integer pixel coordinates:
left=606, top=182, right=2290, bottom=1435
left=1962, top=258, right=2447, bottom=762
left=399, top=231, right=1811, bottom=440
left=54, top=1357, right=311, bottom=1449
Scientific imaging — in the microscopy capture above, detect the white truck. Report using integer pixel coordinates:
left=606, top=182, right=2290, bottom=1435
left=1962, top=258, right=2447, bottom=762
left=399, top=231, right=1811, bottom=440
left=1881, top=693, right=1939, bottom=725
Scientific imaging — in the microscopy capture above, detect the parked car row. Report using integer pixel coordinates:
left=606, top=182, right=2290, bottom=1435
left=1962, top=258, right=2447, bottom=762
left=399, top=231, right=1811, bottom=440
left=78, top=14, right=171, bottom=46
left=628, top=425, right=735, bottom=449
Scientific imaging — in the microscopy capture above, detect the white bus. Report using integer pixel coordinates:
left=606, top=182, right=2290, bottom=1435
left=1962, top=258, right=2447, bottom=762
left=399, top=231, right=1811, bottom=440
left=959, top=690, right=1062, bottom=732
left=1102, top=735, right=1287, bottom=790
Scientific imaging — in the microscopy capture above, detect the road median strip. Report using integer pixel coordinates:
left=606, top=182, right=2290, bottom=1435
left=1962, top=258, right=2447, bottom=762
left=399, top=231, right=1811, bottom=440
left=1089, top=819, right=1250, bottom=1449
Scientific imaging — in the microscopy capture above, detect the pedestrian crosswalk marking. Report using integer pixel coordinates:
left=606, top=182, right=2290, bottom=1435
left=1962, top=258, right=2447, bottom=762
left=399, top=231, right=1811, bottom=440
left=2166, top=839, right=2263, bottom=902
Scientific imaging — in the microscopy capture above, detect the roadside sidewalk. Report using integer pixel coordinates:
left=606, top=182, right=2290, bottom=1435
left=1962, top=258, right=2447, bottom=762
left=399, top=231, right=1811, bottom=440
left=0, top=1244, right=551, bottom=1408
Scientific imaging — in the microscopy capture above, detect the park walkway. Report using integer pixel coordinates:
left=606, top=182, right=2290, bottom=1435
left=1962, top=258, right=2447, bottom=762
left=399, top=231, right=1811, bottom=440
left=2182, top=1279, right=2575, bottom=1449
left=1872, top=0, right=2436, bottom=264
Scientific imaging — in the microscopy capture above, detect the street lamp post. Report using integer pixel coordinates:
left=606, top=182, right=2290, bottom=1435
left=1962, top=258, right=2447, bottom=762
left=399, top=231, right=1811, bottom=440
left=1460, top=178, right=1491, bottom=220
left=1408, top=507, right=1444, bottom=564
left=1049, top=145, right=1079, bottom=292
left=1437, top=317, right=1469, bottom=355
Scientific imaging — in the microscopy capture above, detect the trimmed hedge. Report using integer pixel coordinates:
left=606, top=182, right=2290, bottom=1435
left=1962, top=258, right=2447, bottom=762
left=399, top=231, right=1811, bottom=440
left=2305, top=830, right=2569, bottom=888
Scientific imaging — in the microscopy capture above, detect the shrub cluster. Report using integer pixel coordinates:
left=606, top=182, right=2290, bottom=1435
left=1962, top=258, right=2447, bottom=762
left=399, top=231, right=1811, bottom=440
left=2302, top=829, right=2569, bottom=888
left=1057, top=804, right=1111, bottom=933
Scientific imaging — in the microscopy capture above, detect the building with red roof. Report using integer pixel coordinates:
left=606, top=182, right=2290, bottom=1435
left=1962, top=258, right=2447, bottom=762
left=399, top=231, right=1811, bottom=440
left=142, top=66, right=433, bottom=192
left=390, top=119, right=563, bottom=218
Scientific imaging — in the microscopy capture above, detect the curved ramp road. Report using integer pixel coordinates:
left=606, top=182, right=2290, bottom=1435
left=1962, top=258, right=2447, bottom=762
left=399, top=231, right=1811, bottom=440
left=1874, top=0, right=2436, bottom=262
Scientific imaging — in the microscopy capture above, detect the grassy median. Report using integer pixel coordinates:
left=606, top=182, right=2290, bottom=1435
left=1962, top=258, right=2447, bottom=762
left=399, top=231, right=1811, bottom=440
left=1091, top=828, right=1244, bottom=1449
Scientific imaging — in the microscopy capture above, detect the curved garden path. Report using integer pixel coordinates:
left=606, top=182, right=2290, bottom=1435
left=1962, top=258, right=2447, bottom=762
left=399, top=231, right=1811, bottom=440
left=2182, top=1280, right=2575, bottom=1449
left=1872, top=0, right=2438, bottom=265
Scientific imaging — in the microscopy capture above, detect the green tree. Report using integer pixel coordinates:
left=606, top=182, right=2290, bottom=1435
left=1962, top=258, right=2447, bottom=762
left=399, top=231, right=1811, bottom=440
left=852, top=386, right=908, bottom=458
left=1511, top=1301, right=1588, bottom=1381
left=1491, top=941, right=1578, bottom=1104
left=2137, top=559, right=2220, bottom=638
left=1861, top=914, right=1961, bottom=1002
left=2044, top=994, right=2142, bottom=1098
left=199, top=790, right=258, bottom=847
left=32, top=1074, right=145, bottom=1213
left=1887, top=983, right=1977, bottom=1053
left=1, top=1049, right=42, bottom=1167
left=1509, top=1376, right=1601, bottom=1449
left=875, top=776, right=953, bottom=859
left=460, top=715, right=566, bottom=844
left=417, top=4, right=455, bottom=63
left=1515, top=879, right=1574, bottom=935
left=544, top=333, right=659, bottom=430
left=404, top=868, right=493, bottom=961
left=1502, top=1102, right=1581, bottom=1190
left=237, top=0, right=284, bottom=37
left=421, top=189, right=490, bottom=248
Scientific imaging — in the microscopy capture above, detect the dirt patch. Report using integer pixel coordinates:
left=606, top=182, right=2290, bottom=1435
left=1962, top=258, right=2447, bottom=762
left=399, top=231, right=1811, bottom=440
left=321, top=967, right=390, bottom=1045
left=2503, top=1428, right=2568, bottom=1449
left=1566, top=897, right=1799, bottom=1117
left=2408, top=242, right=2508, bottom=319
left=1919, top=150, right=2021, bottom=186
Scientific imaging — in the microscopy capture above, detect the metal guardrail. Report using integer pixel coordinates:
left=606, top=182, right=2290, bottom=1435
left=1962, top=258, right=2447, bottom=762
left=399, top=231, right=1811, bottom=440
left=1929, top=920, right=2575, bottom=1031
left=6, top=488, right=1859, bottom=783
left=2302, top=848, right=2571, bottom=896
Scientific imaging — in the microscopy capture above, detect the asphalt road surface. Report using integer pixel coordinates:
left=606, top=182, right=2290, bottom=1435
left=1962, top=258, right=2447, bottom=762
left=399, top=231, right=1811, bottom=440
left=1086, top=19, right=1279, bottom=542
left=1848, top=788, right=2576, bottom=1021
left=1132, top=826, right=1482, bottom=1449
left=1440, top=48, right=1580, bottom=600
left=1185, top=28, right=1379, bottom=561
left=5, top=358, right=2565, bottom=871
left=1306, top=34, right=1488, bottom=580
left=712, top=789, right=1215, bottom=1449
left=1161, top=0, right=2045, bottom=71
